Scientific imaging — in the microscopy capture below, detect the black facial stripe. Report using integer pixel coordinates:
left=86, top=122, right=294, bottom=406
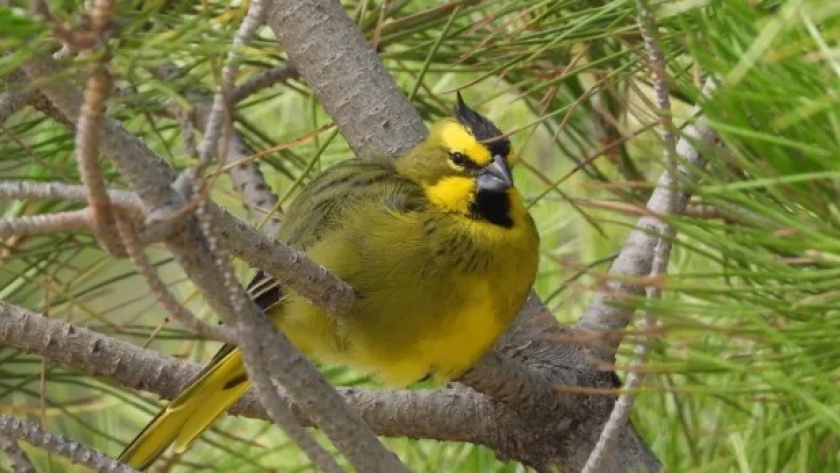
left=449, top=151, right=480, bottom=170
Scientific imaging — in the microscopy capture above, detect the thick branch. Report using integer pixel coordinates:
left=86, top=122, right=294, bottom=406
left=266, top=0, right=428, bottom=158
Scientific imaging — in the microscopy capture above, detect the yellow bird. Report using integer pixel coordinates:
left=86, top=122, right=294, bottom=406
left=119, top=94, right=540, bottom=469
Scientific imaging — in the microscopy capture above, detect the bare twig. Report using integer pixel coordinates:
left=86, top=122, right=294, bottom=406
left=173, top=104, right=199, bottom=160
left=70, top=0, right=122, bottom=256
left=0, top=414, right=137, bottom=473
left=75, top=60, right=125, bottom=256
left=576, top=77, right=718, bottom=360
left=0, top=181, right=141, bottom=211
left=0, top=90, right=31, bottom=124
left=0, top=209, right=90, bottom=238
left=582, top=3, right=679, bottom=470
left=232, top=63, right=299, bottom=103
left=193, top=104, right=282, bottom=234
left=0, top=434, right=35, bottom=473
left=196, top=0, right=266, bottom=169
left=115, top=217, right=236, bottom=343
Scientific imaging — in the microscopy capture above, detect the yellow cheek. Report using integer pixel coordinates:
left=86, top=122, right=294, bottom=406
left=425, top=176, right=475, bottom=214
left=438, top=122, right=491, bottom=166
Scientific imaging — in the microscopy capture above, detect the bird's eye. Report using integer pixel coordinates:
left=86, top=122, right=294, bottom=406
left=449, top=152, right=468, bottom=167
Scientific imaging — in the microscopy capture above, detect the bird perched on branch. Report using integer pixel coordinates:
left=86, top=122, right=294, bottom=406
left=119, top=93, right=540, bottom=469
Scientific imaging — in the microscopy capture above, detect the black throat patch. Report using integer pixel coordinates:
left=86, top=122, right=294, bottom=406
left=470, top=190, right=513, bottom=228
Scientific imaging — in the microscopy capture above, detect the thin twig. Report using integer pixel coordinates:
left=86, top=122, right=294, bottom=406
left=224, top=132, right=283, bottom=234
left=0, top=209, right=90, bottom=238
left=231, top=62, right=299, bottom=103
left=582, top=3, right=700, bottom=470
left=0, top=90, right=32, bottom=124
left=192, top=104, right=282, bottom=234
left=0, top=415, right=138, bottom=473
left=173, top=103, right=199, bottom=160
left=76, top=61, right=125, bottom=255
left=0, top=181, right=142, bottom=212
left=196, top=0, right=267, bottom=169
left=0, top=434, right=35, bottom=473
left=115, top=217, right=236, bottom=343
left=576, top=77, right=719, bottom=359
left=74, top=0, right=123, bottom=256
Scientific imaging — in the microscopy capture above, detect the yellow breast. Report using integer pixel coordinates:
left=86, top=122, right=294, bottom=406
left=274, top=188, right=538, bottom=388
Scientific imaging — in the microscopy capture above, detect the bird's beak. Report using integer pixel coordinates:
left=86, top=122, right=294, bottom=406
left=476, top=155, right=513, bottom=193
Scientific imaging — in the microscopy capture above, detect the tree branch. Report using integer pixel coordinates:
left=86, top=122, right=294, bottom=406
left=19, top=54, right=355, bottom=317
left=266, top=0, right=428, bottom=158
left=0, top=209, right=91, bottom=238
left=0, top=300, right=510, bottom=450
left=232, top=63, right=299, bottom=104
left=0, top=415, right=136, bottom=473
left=3, top=299, right=658, bottom=471
left=0, top=433, right=35, bottom=473
left=0, top=181, right=141, bottom=210
left=582, top=3, right=683, bottom=469
left=576, top=78, right=719, bottom=362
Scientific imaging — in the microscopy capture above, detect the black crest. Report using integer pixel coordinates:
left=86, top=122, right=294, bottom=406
left=454, top=92, right=511, bottom=159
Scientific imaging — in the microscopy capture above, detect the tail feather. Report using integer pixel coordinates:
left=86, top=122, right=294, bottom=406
left=118, top=347, right=251, bottom=469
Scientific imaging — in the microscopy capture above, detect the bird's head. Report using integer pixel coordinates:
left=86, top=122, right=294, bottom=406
left=397, top=93, right=519, bottom=228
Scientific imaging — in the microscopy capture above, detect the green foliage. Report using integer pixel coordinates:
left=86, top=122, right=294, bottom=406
left=2, top=0, right=840, bottom=471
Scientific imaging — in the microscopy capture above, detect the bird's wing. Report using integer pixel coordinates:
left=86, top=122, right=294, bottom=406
left=246, top=158, right=425, bottom=311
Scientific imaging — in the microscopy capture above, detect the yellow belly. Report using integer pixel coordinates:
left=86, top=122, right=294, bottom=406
left=275, top=275, right=513, bottom=387
left=272, top=190, right=538, bottom=388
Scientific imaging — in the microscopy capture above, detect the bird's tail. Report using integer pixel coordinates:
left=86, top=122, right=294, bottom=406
left=118, top=346, right=251, bottom=470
